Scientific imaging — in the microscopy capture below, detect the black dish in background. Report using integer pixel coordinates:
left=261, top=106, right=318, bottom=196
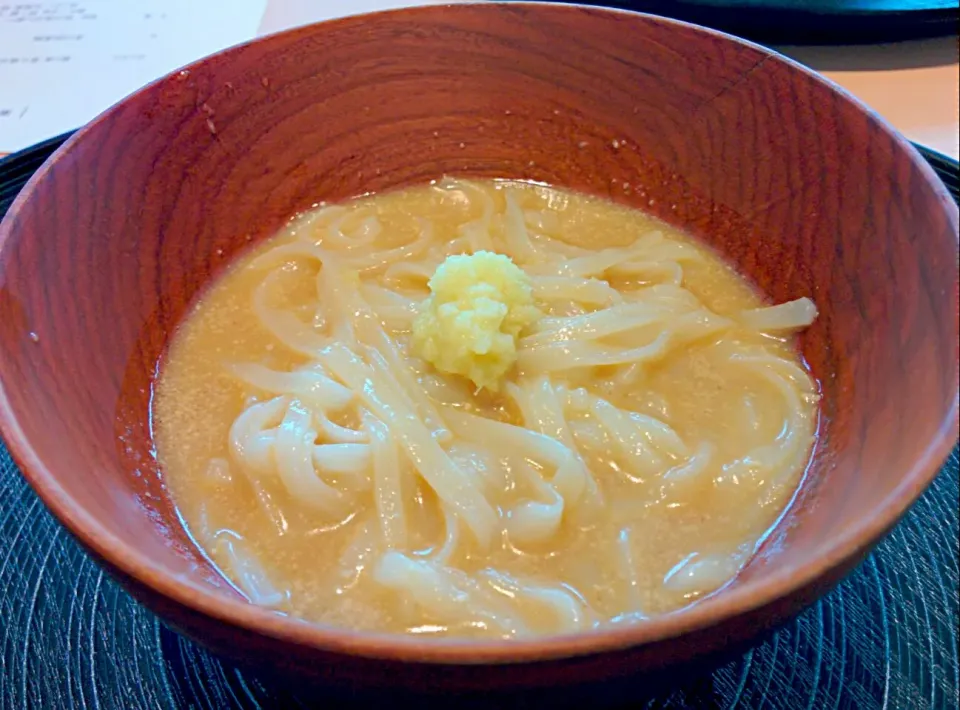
left=0, top=136, right=958, bottom=709
left=915, top=144, right=960, bottom=192
left=513, top=0, right=959, bottom=45
left=0, top=132, right=75, bottom=217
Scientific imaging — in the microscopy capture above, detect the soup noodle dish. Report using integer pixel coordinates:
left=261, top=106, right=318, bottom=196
left=153, top=178, right=820, bottom=640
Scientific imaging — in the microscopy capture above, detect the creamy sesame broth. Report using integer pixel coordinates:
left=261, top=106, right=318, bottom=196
left=153, top=178, right=819, bottom=638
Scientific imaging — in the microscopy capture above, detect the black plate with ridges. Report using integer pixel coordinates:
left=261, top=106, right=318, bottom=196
left=1, top=134, right=958, bottom=710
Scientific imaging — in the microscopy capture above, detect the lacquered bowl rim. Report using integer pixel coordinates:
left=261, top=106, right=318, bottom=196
left=0, top=2, right=957, bottom=667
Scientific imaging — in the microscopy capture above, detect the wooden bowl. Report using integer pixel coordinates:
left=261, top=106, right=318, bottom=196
left=0, top=3, right=956, bottom=699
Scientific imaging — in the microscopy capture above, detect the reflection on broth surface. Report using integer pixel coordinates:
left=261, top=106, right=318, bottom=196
left=153, top=178, right=819, bottom=639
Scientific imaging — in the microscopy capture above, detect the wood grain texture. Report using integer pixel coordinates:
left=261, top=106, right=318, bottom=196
left=0, top=3, right=957, bottom=697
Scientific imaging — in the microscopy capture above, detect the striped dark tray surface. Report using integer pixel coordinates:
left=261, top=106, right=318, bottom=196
left=1, top=134, right=957, bottom=710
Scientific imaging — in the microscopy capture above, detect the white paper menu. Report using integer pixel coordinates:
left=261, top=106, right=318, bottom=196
left=0, top=0, right=269, bottom=154
left=256, top=0, right=455, bottom=35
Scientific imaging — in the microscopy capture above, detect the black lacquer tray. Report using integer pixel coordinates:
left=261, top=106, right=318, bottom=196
left=513, top=0, right=959, bottom=44
left=1, top=134, right=958, bottom=710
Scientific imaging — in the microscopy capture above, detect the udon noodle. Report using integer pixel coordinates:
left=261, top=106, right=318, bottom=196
left=154, top=178, right=819, bottom=638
